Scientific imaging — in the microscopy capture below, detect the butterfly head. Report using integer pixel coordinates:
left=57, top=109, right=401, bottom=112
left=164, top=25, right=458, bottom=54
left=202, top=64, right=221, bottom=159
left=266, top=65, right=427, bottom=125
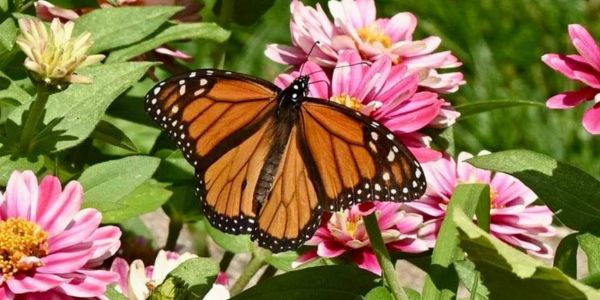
left=282, top=75, right=310, bottom=105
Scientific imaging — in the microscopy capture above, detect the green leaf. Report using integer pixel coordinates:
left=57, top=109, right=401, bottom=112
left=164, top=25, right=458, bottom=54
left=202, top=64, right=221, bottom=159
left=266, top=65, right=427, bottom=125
left=9, top=62, right=154, bottom=152
left=455, top=100, right=544, bottom=119
left=554, top=233, right=579, bottom=278
left=162, top=184, right=203, bottom=223
left=155, top=150, right=194, bottom=183
left=90, top=120, right=138, bottom=152
left=263, top=251, right=297, bottom=271
left=422, top=183, right=490, bottom=300
left=0, top=71, right=30, bottom=106
left=232, top=265, right=379, bottom=299
left=104, top=285, right=129, bottom=300
left=0, top=18, right=16, bottom=54
left=149, top=257, right=219, bottom=300
left=454, top=260, right=489, bottom=300
left=49, top=0, right=99, bottom=9
left=454, top=209, right=600, bottom=300
left=577, top=232, right=600, bottom=275
left=79, top=155, right=160, bottom=215
left=107, top=22, right=230, bottom=63
left=74, top=6, right=182, bottom=53
left=205, top=217, right=252, bottom=253
left=365, top=287, right=395, bottom=300
left=213, top=0, right=276, bottom=26
left=467, top=150, right=600, bottom=230
left=0, top=155, right=43, bottom=186
left=100, top=180, right=172, bottom=223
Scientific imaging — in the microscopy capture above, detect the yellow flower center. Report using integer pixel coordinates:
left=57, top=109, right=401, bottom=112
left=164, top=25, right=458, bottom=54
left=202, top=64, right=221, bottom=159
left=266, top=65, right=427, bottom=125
left=358, top=24, right=393, bottom=49
left=0, top=218, right=48, bottom=280
left=330, top=94, right=365, bottom=111
left=490, top=188, right=503, bottom=209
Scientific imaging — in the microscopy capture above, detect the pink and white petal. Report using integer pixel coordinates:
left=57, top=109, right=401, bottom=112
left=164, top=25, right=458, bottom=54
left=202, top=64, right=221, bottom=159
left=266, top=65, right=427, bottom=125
left=38, top=243, right=94, bottom=274
left=37, top=181, right=84, bottom=236
left=353, top=249, right=381, bottom=275
left=265, top=44, right=307, bottom=65
left=407, top=144, right=442, bottom=163
left=55, top=270, right=118, bottom=298
left=384, top=12, right=417, bottom=41
left=6, top=273, right=66, bottom=294
left=583, top=102, right=600, bottom=134
left=387, top=238, right=429, bottom=253
left=154, top=47, right=192, bottom=60
left=110, top=258, right=130, bottom=295
left=545, top=87, right=597, bottom=109
left=569, top=24, right=600, bottom=71
left=403, top=200, right=446, bottom=218
left=355, top=0, right=376, bottom=28
left=456, top=152, right=492, bottom=183
left=48, top=208, right=102, bottom=253
left=381, top=92, right=443, bottom=133
left=316, top=241, right=347, bottom=258
left=395, top=213, right=423, bottom=233
left=292, top=250, right=319, bottom=268
left=542, top=54, right=600, bottom=88
left=3, top=171, right=32, bottom=220
left=85, top=226, right=122, bottom=264
left=35, top=1, right=79, bottom=22
left=332, top=50, right=363, bottom=97
left=34, top=175, right=62, bottom=222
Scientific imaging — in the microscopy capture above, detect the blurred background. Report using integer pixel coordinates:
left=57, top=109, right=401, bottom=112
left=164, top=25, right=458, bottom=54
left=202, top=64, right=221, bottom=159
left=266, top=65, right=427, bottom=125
left=186, top=0, right=600, bottom=175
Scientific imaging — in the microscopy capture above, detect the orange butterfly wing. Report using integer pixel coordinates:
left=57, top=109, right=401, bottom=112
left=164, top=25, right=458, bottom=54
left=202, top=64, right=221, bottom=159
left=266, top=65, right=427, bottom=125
left=299, top=99, right=426, bottom=211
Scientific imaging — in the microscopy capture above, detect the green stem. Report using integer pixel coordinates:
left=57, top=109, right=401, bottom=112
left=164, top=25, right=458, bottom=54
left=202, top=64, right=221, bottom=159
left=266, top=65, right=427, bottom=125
left=230, top=250, right=268, bottom=295
left=20, top=86, right=50, bottom=155
left=213, top=0, right=234, bottom=68
left=257, top=265, right=277, bottom=284
left=364, top=213, right=409, bottom=300
left=219, top=251, right=235, bottom=271
left=165, top=219, right=183, bottom=251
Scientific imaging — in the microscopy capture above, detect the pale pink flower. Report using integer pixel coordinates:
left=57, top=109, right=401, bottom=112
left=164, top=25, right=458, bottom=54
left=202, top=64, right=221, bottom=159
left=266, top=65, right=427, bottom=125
left=294, top=202, right=428, bottom=275
left=542, top=24, right=600, bottom=134
left=0, top=170, right=121, bottom=299
left=275, top=50, right=458, bottom=162
left=265, top=0, right=464, bottom=93
left=404, top=152, right=556, bottom=258
left=110, top=251, right=229, bottom=300
left=35, top=1, right=79, bottom=22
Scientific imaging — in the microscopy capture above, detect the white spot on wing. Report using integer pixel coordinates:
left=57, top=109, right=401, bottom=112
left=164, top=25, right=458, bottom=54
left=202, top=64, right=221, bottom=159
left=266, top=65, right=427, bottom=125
left=387, top=150, right=395, bottom=162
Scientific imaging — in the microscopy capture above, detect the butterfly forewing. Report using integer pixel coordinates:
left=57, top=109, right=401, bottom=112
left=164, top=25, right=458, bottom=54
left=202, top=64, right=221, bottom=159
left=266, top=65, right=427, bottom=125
left=299, top=99, right=426, bottom=211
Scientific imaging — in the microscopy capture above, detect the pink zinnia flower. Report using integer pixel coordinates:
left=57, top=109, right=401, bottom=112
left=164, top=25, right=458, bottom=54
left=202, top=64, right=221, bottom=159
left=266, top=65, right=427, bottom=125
left=542, top=24, right=600, bottom=134
left=110, top=251, right=229, bottom=300
left=294, top=202, right=428, bottom=275
left=265, top=0, right=464, bottom=93
left=275, top=50, right=458, bottom=162
left=0, top=170, right=121, bottom=299
left=404, top=152, right=556, bottom=258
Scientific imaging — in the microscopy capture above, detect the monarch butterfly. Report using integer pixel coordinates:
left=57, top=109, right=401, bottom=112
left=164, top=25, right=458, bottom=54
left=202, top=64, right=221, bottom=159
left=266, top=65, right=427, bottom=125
left=145, top=69, right=426, bottom=252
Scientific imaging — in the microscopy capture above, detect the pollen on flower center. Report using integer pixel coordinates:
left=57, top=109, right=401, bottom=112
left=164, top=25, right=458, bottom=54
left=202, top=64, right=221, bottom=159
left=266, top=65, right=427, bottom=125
left=358, top=24, right=393, bottom=49
left=0, top=218, right=49, bottom=280
left=490, top=188, right=503, bottom=209
left=330, top=94, right=365, bottom=111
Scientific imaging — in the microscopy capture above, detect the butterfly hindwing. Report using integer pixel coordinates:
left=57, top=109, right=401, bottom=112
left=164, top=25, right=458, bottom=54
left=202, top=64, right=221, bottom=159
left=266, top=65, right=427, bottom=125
left=299, top=99, right=426, bottom=211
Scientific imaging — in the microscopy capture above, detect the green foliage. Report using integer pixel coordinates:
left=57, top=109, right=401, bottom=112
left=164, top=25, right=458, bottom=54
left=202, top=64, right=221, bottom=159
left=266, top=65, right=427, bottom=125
left=454, top=209, right=600, bottom=300
left=204, top=218, right=252, bottom=253
left=468, top=150, right=600, bottom=230
left=577, top=232, right=600, bottom=275
left=454, top=100, right=544, bottom=119
left=150, top=257, right=220, bottom=300
left=90, top=120, right=138, bottom=152
left=554, top=233, right=579, bottom=278
left=74, top=6, right=182, bottom=53
left=232, top=265, right=379, bottom=299
left=213, top=0, right=276, bottom=26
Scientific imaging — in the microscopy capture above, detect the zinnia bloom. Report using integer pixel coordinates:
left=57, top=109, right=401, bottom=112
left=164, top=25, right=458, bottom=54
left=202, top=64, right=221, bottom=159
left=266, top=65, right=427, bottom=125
left=0, top=170, right=121, bottom=298
left=110, top=250, right=229, bottom=300
left=265, top=0, right=464, bottom=93
left=16, top=18, right=105, bottom=86
left=542, top=24, right=600, bottom=134
left=275, top=50, right=458, bottom=162
left=404, top=152, right=556, bottom=258
left=294, top=202, right=429, bottom=275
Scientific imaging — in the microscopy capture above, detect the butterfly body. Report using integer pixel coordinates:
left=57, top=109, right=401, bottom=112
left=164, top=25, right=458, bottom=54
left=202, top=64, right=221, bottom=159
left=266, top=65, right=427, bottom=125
left=145, top=69, right=426, bottom=252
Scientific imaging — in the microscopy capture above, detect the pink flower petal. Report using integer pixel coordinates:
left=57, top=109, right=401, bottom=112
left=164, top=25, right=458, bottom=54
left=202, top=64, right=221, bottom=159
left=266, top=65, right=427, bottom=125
left=3, top=171, right=33, bottom=219
left=39, top=243, right=94, bottom=274
left=55, top=270, right=118, bottom=298
left=569, top=24, right=600, bottom=71
left=292, top=250, right=318, bottom=268
left=48, top=209, right=102, bottom=253
left=36, top=181, right=83, bottom=236
left=384, top=12, right=417, bottom=41
left=317, top=241, right=347, bottom=258
left=6, top=273, right=66, bottom=294
left=546, top=87, right=597, bottom=109
left=264, top=44, right=307, bottom=65
left=353, top=249, right=381, bottom=275
left=542, top=54, right=600, bottom=88
left=110, top=258, right=130, bottom=295
left=583, top=102, right=600, bottom=134
left=85, top=226, right=122, bottom=264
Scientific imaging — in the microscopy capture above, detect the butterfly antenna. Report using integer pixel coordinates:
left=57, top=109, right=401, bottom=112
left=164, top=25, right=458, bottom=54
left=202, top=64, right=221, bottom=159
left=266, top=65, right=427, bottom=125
left=305, top=61, right=370, bottom=77
left=307, top=79, right=331, bottom=92
left=299, top=41, right=321, bottom=76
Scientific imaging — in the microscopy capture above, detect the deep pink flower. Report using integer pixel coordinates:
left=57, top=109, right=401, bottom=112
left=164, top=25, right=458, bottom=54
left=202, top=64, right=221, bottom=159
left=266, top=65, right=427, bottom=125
left=110, top=251, right=229, bottom=299
left=0, top=171, right=121, bottom=299
left=294, top=202, right=428, bottom=275
left=265, top=0, right=464, bottom=93
left=275, top=50, right=458, bottom=162
left=404, top=152, right=556, bottom=258
left=542, top=24, right=600, bottom=134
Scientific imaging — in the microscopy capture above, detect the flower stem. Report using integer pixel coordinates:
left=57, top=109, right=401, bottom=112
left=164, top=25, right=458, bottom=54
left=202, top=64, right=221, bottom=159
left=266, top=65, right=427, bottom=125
left=230, top=249, right=269, bottom=295
left=20, top=85, right=50, bottom=155
left=364, top=212, right=409, bottom=300
left=165, top=219, right=183, bottom=251
left=213, top=0, right=234, bottom=68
